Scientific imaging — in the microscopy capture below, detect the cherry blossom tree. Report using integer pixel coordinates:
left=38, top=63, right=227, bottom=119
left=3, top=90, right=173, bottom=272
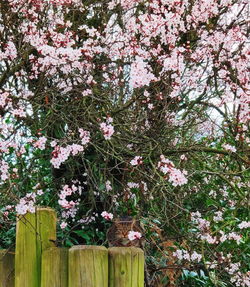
left=0, top=0, right=249, bottom=285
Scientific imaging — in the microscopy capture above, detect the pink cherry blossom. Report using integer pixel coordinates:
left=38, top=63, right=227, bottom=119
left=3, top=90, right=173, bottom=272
left=60, top=222, right=68, bottom=229
left=238, top=221, right=250, bottom=229
left=101, top=211, right=113, bottom=221
left=105, top=180, right=112, bottom=192
left=33, top=136, right=47, bottom=150
left=158, top=155, right=188, bottom=186
left=100, top=122, right=114, bottom=140
left=79, top=129, right=90, bottom=145
left=222, top=144, right=236, bottom=153
left=173, top=249, right=202, bottom=262
left=129, top=57, right=158, bottom=88
left=130, top=156, right=143, bottom=166
left=128, top=231, right=142, bottom=241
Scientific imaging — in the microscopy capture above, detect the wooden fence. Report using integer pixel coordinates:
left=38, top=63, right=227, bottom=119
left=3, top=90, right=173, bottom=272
left=0, top=208, right=144, bottom=287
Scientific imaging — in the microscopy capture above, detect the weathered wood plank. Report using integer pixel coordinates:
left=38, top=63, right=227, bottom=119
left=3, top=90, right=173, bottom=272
left=108, top=247, right=144, bottom=287
left=68, top=245, right=108, bottom=287
left=0, top=250, right=14, bottom=287
left=36, top=207, right=57, bottom=274
left=41, top=247, right=68, bottom=287
left=15, top=208, right=56, bottom=287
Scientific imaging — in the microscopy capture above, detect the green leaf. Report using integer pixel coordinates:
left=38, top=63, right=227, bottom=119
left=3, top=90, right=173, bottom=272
left=73, top=230, right=91, bottom=241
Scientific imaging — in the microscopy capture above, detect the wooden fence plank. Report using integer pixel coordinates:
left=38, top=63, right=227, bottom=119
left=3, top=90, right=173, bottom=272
left=108, top=247, right=144, bottom=287
left=41, top=247, right=68, bottom=287
left=15, top=208, right=56, bottom=287
left=0, top=250, right=14, bottom=287
left=68, top=245, right=108, bottom=287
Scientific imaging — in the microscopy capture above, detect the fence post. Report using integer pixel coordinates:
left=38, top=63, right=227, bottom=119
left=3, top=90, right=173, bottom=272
left=108, top=247, right=144, bottom=287
left=68, top=245, right=108, bottom=287
left=0, top=250, right=14, bottom=287
left=15, top=207, right=56, bottom=287
left=41, top=247, right=68, bottom=287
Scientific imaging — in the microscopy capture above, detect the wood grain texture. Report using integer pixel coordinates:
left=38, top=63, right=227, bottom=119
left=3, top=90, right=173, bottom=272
left=15, top=208, right=56, bottom=287
left=41, top=247, right=68, bottom=287
left=68, top=245, right=108, bottom=287
left=0, top=250, right=14, bottom=287
left=108, top=247, right=144, bottom=287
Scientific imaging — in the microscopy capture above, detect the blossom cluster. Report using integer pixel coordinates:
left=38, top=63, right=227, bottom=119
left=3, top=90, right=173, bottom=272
left=33, top=136, right=47, bottom=150
left=222, top=144, right=237, bottom=153
left=16, top=193, right=36, bottom=215
left=191, top=211, right=243, bottom=245
left=50, top=129, right=90, bottom=168
left=51, top=145, right=83, bottom=168
left=130, top=156, right=143, bottom=166
left=99, top=117, right=114, bottom=140
left=128, top=231, right=142, bottom=241
left=173, top=249, right=202, bottom=262
left=101, top=211, right=113, bottom=221
left=158, top=155, right=188, bottom=186
left=0, top=160, right=9, bottom=182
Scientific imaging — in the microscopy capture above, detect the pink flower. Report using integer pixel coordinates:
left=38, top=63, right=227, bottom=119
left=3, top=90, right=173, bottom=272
left=130, top=156, right=143, bottom=166
left=158, top=155, right=187, bottom=186
left=37, top=189, right=44, bottom=196
left=173, top=249, right=202, bottom=262
left=51, top=146, right=71, bottom=168
left=50, top=140, right=57, bottom=147
left=82, top=89, right=92, bottom=97
left=222, top=144, right=236, bottom=153
left=15, top=194, right=36, bottom=215
left=51, top=143, right=85, bottom=168
left=100, top=122, right=114, bottom=140
left=0, top=91, right=10, bottom=107
left=70, top=144, right=84, bottom=156
left=180, top=154, right=187, bottom=161
left=101, top=211, right=113, bottom=221
left=60, top=222, right=67, bottom=229
left=12, top=107, right=26, bottom=118
left=0, top=160, right=9, bottom=181
left=238, top=221, right=250, bottom=229
left=129, top=57, right=157, bottom=88
left=128, top=231, right=142, bottom=241
left=105, top=180, right=112, bottom=192
left=33, top=136, right=47, bottom=150
left=79, top=129, right=90, bottom=145
left=168, top=168, right=188, bottom=186
left=148, top=103, right=154, bottom=110
left=213, top=211, right=223, bottom=222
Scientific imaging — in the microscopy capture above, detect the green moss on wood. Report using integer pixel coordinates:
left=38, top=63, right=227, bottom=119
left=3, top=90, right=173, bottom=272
left=0, top=250, right=15, bottom=287
left=15, top=208, right=56, bottom=287
left=108, top=247, right=144, bottom=287
left=68, top=245, right=108, bottom=287
left=41, top=247, right=68, bottom=287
